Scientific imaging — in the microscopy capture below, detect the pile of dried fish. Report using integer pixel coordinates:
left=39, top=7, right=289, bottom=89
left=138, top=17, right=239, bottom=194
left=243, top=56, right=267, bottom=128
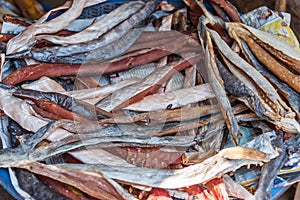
left=0, top=0, right=299, bottom=199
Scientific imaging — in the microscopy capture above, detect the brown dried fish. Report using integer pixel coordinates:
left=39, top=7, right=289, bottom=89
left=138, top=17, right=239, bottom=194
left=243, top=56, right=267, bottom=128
left=228, top=25, right=300, bottom=93
left=240, top=41, right=300, bottom=118
left=240, top=23, right=300, bottom=74
left=208, top=28, right=300, bottom=133
left=12, top=161, right=130, bottom=200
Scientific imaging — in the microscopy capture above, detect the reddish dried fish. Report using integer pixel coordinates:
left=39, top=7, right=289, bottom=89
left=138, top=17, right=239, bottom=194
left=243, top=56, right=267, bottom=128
left=206, top=178, right=229, bottom=200
left=12, top=161, right=128, bottom=200
left=0, top=34, right=14, bottom=42
left=183, top=0, right=204, bottom=26
left=74, top=77, right=100, bottom=90
left=209, top=1, right=228, bottom=22
left=184, top=184, right=212, bottom=199
left=206, top=0, right=241, bottom=22
left=11, top=88, right=110, bottom=120
left=32, top=99, right=91, bottom=122
left=3, top=14, right=33, bottom=26
left=31, top=104, right=62, bottom=121
left=147, top=188, right=172, bottom=200
left=3, top=35, right=189, bottom=85
left=104, top=147, right=185, bottom=168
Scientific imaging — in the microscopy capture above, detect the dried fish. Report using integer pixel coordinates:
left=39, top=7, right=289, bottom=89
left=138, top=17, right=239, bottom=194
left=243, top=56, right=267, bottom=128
left=21, top=77, right=65, bottom=92
left=126, top=31, right=184, bottom=53
left=12, top=161, right=128, bottom=200
left=182, top=65, right=198, bottom=136
left=218, top=56, right=269, bottom=120
left=204, top=28, right=240, bottom=145
left=236, top=113, right=260, bottom=122
left=239, top=23, right=300, bottom=74
left=0, top=95, right=49, bottom=132
left=2, top=2, right=299, bottom=199
left=0, top=115, right=10, bottom=148
left=28, top=135, right=193, bottom=164
left=0, top=34, right=14, bottom=42
left=6, top=0, right=104, bottom=55
left=100, top=105, right=219, bottom=124
left=0, top=95, right=139, bottom=167
left=58, top=146, right=270, bottom=189
left=210, top=29, right=293, bottom=115
left=229, top=25, right=300, bottom=93
left=74, top=77, right=100, bottom=90
left=206, top=0, right=241, bottom=22
left=37, top=1, right=145, bottom=45
left=3, top=14, right=33, bottom=26
left=97, top=55, right=202, bottom=112
left=32, top=99, right=91, bottom=122
left=208, top=28, right=300, bottom=133
left=240, top=41, right=300, bottom=118
left=44, top=27, right=146, bottom=64
left=18, top=0, right=156, bottom=60
left=64, top=78, right=141, bottom=105
left=125, top=84, right=214, bottom=111
left=14, top=168, right=69, bottom=200
left=11, top=87, right=111, bottom=119
left=3, top=35, right=190, bottom=85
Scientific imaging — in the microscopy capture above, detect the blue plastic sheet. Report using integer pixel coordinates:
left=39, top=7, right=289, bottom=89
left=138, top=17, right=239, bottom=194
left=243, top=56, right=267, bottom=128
left=0, top=168, right=23, bottom=200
